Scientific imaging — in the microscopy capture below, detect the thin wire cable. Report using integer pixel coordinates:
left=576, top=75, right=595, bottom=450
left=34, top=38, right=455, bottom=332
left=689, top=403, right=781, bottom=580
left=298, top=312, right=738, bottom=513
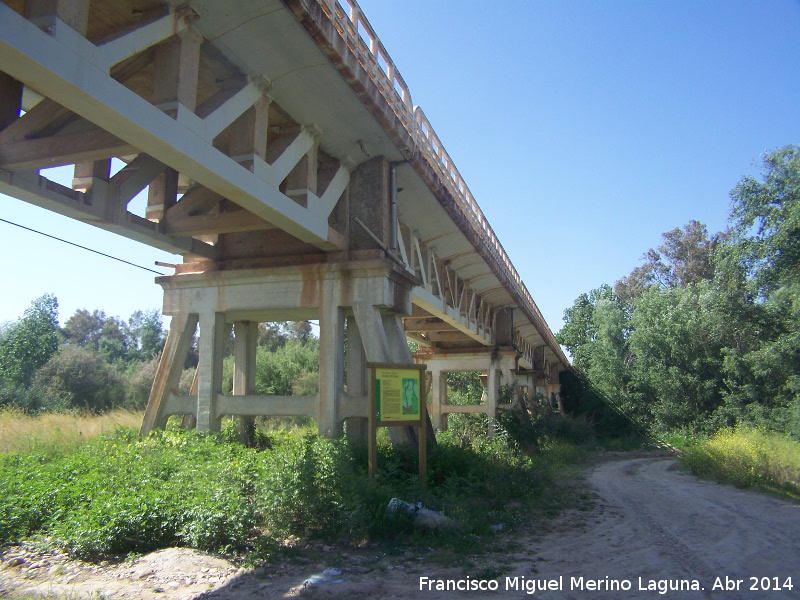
left=0, top=217, right=165, bottom=275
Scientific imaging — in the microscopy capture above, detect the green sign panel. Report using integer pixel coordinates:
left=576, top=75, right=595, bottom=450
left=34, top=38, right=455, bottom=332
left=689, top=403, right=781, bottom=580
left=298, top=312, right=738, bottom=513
left=375, top=367, right=421, bottom=422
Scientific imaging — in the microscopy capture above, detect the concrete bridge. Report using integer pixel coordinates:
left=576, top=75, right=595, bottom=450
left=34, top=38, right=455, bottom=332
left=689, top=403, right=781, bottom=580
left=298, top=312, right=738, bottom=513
left=0, top=0, right=569, bottom=442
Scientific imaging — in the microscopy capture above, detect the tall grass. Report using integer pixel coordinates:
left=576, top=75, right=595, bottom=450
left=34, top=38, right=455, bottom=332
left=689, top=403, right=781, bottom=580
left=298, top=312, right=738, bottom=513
left=0, top=407, right=143, bottom=453
left=682, top=428, right=800, bottom=498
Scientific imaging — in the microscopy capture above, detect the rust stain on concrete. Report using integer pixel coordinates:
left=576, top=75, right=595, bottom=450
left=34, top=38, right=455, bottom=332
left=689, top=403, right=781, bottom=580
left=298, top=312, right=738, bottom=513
left=300, top=268, right=321, bottom=309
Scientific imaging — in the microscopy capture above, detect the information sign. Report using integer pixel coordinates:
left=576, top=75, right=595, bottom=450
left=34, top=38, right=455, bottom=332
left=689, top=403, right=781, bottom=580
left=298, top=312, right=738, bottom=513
left=375, top=367, right=421, bottom=422
left=367, top=362, right=427, bottom=483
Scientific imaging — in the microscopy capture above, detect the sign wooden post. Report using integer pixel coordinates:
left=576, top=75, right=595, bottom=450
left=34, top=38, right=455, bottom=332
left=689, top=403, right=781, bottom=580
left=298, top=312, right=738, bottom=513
left=367, top=362, right=427, bottom=483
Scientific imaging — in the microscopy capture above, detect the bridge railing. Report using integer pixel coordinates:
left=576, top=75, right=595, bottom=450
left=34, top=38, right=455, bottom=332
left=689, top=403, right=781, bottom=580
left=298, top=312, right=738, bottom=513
left=318, top=0, right=415, bottom=131
left=315, top=0, right=554, bottom=345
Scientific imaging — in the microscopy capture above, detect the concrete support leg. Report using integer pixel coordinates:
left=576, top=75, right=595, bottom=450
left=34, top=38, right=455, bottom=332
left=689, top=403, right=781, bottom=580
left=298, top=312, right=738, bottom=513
left=383, top=313, right=411, bottom=362
left=501, top=366, right=516, bottom=406
left=381, top=312, right=437, bottom=443
left=429, top=369, right=448, bottom=430
left=487, top=361, right=498, bottom=438
left=181, top=369, right=199, bottom=430
left=196, top=312, right=226, bottom=432
left=318, top=280, right=344, bottom=437
left=352, top=302, right=392, bottom=363
left=141, top=312, right=198, bottom=435
left=535, top=383, right=547, bottom=408
left=352, top=302, right=414, bottom=446
left=233, top=321, right=258, bottom=444
left=345, top=316, right=368, bottom=445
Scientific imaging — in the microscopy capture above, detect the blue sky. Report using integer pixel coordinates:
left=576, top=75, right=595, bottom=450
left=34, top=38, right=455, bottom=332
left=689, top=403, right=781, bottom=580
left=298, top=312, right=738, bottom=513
left=2, top=0, right=799, bottom=338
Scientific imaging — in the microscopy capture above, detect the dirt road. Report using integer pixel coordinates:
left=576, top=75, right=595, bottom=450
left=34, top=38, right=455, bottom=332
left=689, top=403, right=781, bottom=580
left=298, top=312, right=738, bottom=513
left=2, top=454, right=798, bottom=599
left=515, top=456, right=800, bottom=600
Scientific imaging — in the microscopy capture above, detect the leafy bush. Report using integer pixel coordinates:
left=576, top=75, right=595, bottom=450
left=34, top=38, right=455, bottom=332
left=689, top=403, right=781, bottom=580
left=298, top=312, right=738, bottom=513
left=124, top=354, right=161, bottom=410
left=499, top=410, right=596, bottom=452
left=30, top=346, right=125, bottom=412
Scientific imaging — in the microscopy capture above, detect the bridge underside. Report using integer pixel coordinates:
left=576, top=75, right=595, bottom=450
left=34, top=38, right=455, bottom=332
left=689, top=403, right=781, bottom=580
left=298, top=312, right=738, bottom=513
left=0, top=0, right=569, bottom=440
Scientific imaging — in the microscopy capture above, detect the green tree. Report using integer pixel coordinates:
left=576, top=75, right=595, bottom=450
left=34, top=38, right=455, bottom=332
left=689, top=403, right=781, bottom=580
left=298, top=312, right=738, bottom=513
left=126, top=309, right=165, bottom=360
left=729, top=144, right=800, bottom=293
left=719, top=145, right=800, bottom=435
left=626, top=284, right=727, bottom=432
left=257, top=323, right=289, bottom=351
left=447, top=371, right=483, bottom=404
left=586, top=297, right=629, bottom=403
left=556, top=284, right=615, bottom=373
left=62, top=309, right=106, bottom=349
left=223, top=338, right=320, bottom=397
left=256, top=321, right=315, bottom=350
left=98, top=317, right=129, bottom=363
left=0, top=294, right=60, bottom=390
left=63, top=308, right=129, bottom=363
left=615, top=220, right=724, bottom=306
left=287, top=321, right=313, bottom=345
left=558, top=146, right=800, bottom=437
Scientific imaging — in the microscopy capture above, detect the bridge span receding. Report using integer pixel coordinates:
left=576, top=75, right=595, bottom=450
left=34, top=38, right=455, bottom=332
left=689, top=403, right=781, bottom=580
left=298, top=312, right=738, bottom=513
left=0, top=0, right=569, bottom=441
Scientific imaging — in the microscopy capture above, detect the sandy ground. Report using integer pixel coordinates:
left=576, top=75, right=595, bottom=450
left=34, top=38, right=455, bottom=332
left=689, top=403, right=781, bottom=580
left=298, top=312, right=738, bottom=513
left=2, top=453, right=799, bottom=600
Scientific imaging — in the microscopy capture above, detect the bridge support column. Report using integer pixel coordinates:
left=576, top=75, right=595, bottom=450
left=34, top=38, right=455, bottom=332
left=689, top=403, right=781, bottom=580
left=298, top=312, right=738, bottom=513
left=233, top=321, right=258, bottom=444
left=196, top=312, right=227, bottom=432
left=351, top=303, right=416, bottom=446
left=428, top=369, right=447, bottom=430
left=345, top=315, right=368, bottom=444
left=141, top=312, right=198, bottom=435
left=486, top=359, right=499, bottom=438
left=549, top=364, right=565, bottom=414
left=318, top=279, right=344, bottom=437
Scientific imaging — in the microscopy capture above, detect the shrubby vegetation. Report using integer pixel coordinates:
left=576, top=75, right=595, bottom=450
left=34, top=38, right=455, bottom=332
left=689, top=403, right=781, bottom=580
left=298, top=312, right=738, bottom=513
left=557, top=145, right=800, bottom=439
left=0, top=337, right=591, bottom=561
left=0, top=297, right=317, bottom=415
left=0, top=302, right=168, bottom=412
left=0, top=421, right=581, bottom=560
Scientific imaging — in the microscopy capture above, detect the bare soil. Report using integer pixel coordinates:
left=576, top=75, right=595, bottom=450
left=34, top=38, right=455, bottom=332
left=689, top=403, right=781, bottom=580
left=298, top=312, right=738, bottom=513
left=2, top=451, right=799, bottom=599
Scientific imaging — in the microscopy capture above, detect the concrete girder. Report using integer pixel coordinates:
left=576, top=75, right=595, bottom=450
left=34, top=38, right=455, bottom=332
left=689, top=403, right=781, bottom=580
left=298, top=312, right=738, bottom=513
left=396, top=231, right=494, bottom=348
left=0, top=4, right=342, bottom=249
left=97, top=10, right=192, bottom=73
left=0, top=168, right=218, bottom=259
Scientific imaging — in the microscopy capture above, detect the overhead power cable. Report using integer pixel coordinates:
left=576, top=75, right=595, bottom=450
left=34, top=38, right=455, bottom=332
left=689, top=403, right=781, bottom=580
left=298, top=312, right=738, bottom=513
left=0, top=217, right=164, bottom=275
